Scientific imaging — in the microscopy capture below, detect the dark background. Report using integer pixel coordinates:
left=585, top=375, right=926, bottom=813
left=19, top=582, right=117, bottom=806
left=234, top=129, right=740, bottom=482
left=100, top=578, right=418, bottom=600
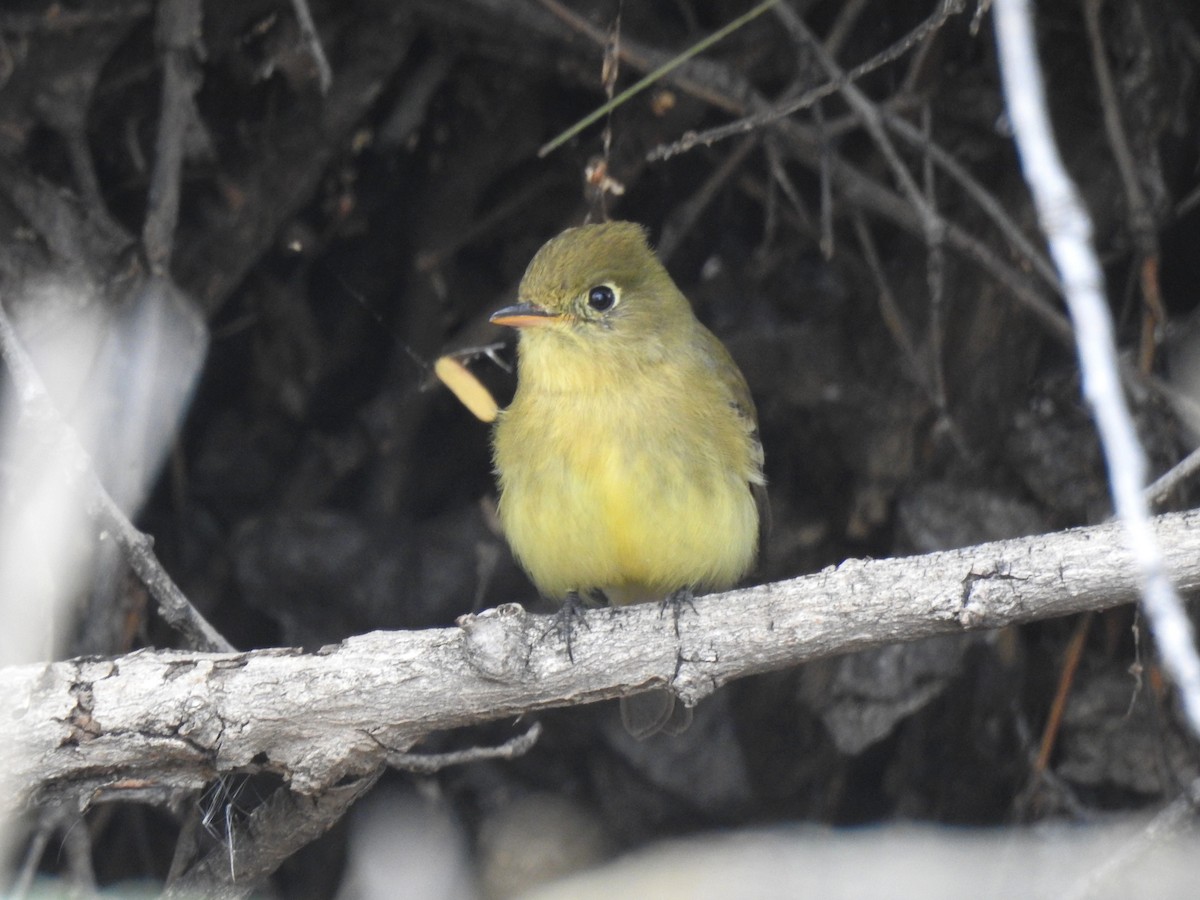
left=3, top=0, right=1200, bottom=895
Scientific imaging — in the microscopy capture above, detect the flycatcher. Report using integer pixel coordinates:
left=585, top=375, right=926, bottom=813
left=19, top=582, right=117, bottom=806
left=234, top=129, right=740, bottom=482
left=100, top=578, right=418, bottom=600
left=491, top=221, right=766, bottom=737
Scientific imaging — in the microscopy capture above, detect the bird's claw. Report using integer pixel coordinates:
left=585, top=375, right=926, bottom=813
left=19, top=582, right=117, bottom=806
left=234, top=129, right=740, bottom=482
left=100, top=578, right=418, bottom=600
left=542, top=590, right=596, bottom=662
left=658, top=587, right=697, bottom=637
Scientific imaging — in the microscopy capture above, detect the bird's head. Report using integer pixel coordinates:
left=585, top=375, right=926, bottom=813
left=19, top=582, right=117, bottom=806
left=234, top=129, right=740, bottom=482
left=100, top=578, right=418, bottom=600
left=490, top=222, right=693, bottom=360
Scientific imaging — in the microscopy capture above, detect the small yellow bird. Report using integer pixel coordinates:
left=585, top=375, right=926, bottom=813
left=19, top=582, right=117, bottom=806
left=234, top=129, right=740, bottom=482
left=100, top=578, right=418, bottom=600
left=490, top=221, right=766, bottom=737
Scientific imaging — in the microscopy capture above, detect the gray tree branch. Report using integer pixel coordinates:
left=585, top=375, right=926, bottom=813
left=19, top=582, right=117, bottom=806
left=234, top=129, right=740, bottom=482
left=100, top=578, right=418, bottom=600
left=4, top=509, right=1199, bottom=812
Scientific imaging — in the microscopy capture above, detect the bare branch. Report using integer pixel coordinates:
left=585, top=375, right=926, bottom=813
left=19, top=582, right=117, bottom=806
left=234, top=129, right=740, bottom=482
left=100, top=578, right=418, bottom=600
left=4, top=510, right=1199, bottom=813
left=288, top=0, right=332, bottom=93
left=143, top=0, right=204, bottom=272
left=386, top=721, right=542, bottom=774
left=994, top=0, right=1200, bottom=737
left=647, top=0, right=965, bottom=161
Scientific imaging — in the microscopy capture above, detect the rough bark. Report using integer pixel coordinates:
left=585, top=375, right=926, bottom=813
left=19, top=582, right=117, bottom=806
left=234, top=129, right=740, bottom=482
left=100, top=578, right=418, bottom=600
left=4, top=509, right=1198, bottom=812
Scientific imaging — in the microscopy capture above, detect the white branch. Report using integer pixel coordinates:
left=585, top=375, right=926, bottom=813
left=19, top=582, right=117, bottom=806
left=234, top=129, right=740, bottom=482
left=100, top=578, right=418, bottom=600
left=4, top=510, right=1200, bottom=811
left=993, top=0, right=1200, bottom=735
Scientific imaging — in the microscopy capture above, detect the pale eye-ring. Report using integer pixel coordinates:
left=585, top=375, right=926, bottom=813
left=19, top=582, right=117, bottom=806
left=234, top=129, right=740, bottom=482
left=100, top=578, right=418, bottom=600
left=587, top=284, right=618, bottom=312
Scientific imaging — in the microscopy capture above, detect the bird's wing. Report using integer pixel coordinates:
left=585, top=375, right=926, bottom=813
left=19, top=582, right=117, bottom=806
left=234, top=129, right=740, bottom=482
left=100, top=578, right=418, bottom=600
left=699, top=327, right=771, bottom=555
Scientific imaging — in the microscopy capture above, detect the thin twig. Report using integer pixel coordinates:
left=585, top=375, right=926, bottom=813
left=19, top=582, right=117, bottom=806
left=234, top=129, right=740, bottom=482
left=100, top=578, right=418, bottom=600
left=11, top=810, right=60, bottom=899
left=811, top=103, right=834, bottom=257
left=920, top=102, right=950, bottom=427
left=1081, top=0, right=1163, bottom=373
left=994, top=0, right=1200, bottom=738
left=1081, top=0, right=1156, bottom=251
left=414, top=173, right=565, bottom=274
left=536, top=0, right=740, bottom=113
left=288, top=0, right=332, bottom=93
left=773, top=115, right=1076, bottom=343
left=900, top=0, right=947, bottom=93
left=1033, top=611, right=1093, bottom=775
left=142, top=0, right=203, bottom=273
left=647, top=0, right=965, bottom=162
left=852, top=213, right=930, bottom=397
left=659, top=136, right=758, bottom=263
left=1144, top=443, right=1200, bottom=509
left=1137, top=256, right=1165, bottom=372
left=386, top=722, right=542, bottom=774
left=771, top=3, right=1073, bottom=386
left=545, top=0, right=1072, bottom=346
left=823, top=0, right=871, bottom=59
left=762, top=136, right=818, bottom=245
left=538, top=0, right=781, bottom=157
left=60, top=809, right=97, bottom=894
left=879, top=109, right=1062, bottom=292
left=772, top=5, right=940, bottom=243
left=773, top=2, right=1067, bottom=376
left=652, top=24, right=1067, bottom=311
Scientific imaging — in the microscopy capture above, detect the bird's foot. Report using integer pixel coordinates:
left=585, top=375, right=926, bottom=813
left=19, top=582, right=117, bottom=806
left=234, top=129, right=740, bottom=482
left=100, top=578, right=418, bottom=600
left=543, top=590, right=600, bottom=662
left=658, top=587, right=697, bottom=637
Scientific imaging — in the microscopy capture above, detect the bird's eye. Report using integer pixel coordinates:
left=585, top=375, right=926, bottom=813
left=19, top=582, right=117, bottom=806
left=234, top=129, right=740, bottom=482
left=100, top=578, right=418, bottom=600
left=587, top=284, right=618, bottom=312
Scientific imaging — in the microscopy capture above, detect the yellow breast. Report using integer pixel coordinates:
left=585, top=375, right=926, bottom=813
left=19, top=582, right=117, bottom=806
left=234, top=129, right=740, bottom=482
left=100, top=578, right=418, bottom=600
left=493, top=339, right=760, bottom=603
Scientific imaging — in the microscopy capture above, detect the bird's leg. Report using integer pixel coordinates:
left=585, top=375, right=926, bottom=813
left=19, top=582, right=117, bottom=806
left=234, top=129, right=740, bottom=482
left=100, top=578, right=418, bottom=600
left=659, top=587, right=697, bottom=638
left=543, top=589, right=604, bottom=662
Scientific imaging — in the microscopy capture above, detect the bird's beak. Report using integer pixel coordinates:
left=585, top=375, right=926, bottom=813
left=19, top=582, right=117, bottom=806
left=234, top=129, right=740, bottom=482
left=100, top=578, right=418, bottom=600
left=490, top=302, right=562, bottom=329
